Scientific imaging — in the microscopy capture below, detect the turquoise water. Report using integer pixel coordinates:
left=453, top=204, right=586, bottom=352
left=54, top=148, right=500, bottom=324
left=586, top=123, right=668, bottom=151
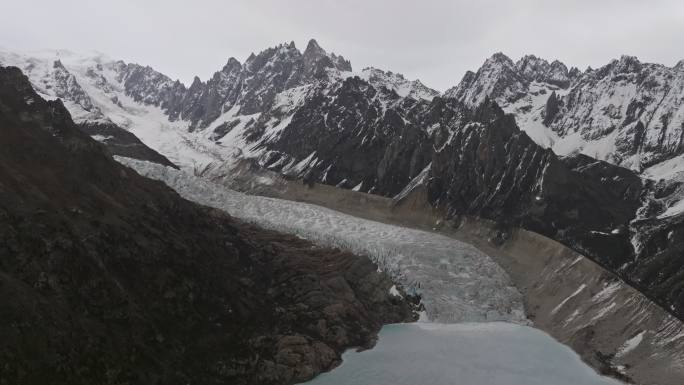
left=304, top=322, right=623, bottom=385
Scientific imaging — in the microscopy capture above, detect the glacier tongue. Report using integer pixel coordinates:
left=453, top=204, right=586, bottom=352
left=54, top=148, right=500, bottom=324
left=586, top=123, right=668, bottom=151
left=117, top=157, right=526, bottom=324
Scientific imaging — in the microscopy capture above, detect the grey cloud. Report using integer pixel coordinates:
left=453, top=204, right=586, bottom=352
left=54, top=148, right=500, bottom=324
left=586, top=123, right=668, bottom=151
left=1, top=0, right=683, bottom=91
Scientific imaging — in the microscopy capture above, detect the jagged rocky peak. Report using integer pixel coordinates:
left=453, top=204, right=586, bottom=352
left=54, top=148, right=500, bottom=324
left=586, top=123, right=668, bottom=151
left=614, top=55, right=643, bottom=73
left=189, top=75, right=202, bottom=87
left=515, top=54, right=549, bottom=77
left=243, top=38, right=351, bottom=81
left=244, top=41, right=300, bottom=73
left=233, top=39, right=352, bottom=116
left=112, top=60, right=187, bottom=119
left=303, top=38, right=325, bottom=59
left=486, top=51, right=515, bottom=66
left=514, top=54, right=575, bottom=87
left=244, top=38, right=350, bottom=75
left=591, top=55, right=643, bottom=79
left=221, top=56, right=242, bottom=74
left=74, top=39, right=359, bottom=130
left=304, top=38, right=323, bottom=54
left=444, top=52, right=529, bottom=106
left=444, top=52, right=578, bottom=107
left=181, top=59, right=244, bottom=127
left=208, top=56, right=242, bottom=94
left=303, top=38, right=352, bottom=73
left=361, top=67, right=440, bottom=101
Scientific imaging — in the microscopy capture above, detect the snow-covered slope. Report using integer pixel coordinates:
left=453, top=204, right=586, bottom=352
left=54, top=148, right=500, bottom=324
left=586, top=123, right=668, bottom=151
left=446, top=53, right=684, bottom=173
left=0, top=49, right=218, bottom=168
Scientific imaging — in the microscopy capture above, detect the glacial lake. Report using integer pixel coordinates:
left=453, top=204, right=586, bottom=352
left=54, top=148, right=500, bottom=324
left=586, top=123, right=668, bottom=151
left=304, top=322, right=623, bottom=385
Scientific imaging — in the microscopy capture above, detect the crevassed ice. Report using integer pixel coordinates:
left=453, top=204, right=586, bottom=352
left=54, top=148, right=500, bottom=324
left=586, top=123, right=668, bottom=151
left=118, top=157, right=526, bottom=323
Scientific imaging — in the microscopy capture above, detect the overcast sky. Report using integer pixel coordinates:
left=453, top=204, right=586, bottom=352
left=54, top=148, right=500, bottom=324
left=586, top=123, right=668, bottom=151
left=2, top=0, right=683, bottom=91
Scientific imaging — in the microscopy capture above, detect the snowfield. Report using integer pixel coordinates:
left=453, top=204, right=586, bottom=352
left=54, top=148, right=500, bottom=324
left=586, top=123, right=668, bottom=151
left=0, top=49, right=223, bottom=169
left=118, top=157, right=525, bottom=323
left=303, top=322, right=623, bottom=385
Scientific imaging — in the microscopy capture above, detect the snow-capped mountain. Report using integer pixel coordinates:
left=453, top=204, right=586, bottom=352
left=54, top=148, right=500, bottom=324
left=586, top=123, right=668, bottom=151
left=445, top=53, right=578, bottom=109
left=2, top=42, right=684, bottom=324
left=114, top=39, right=353, bottom=130
left=0, top=40, right=436, bottom=171
left=446, top=53, right=684, bottom=175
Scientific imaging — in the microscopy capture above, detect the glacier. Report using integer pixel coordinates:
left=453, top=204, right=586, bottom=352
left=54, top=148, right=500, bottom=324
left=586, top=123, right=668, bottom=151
left=117, top=157, right=525, bottom=323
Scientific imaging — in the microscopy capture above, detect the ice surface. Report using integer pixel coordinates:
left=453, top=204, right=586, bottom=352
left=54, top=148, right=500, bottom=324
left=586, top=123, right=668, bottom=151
left=303, top=322, right=623, bottom=385
left=118, top=157, right=525, bottom=323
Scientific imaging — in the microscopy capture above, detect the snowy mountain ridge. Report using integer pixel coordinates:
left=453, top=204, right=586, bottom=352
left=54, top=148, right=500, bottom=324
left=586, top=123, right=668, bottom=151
left=446, top=53, right=684, bottom=175
left=4, top=45, right=684, bottom=181
left=0, top=40, right=439, bottom=171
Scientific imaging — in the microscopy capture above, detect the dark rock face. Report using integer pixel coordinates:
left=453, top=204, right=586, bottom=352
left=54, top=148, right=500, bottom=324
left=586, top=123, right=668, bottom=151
left=180, top=58, right=242, bottom=130
left=302, top=38, right=352, bottom=77
left=254, top=76, right=433, bottom=194
left=625, top=179, right=684, bottom=311
left=0, top=66, right=417, bottom=385
left=275, top=92, right=645, bottom=271
left=77, top=121, right=179, bottom=168
left=629, top=214, right=684, bottom=309
left=543, top=90, right=559, bottom=126
left=427, top=107, right=656, bottom=276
